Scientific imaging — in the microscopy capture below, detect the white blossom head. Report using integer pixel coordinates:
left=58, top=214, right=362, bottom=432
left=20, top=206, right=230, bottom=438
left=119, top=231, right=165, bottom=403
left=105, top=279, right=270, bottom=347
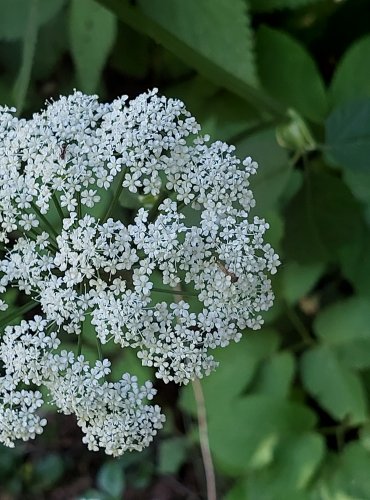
left=0, top=89, right=279, bottom=454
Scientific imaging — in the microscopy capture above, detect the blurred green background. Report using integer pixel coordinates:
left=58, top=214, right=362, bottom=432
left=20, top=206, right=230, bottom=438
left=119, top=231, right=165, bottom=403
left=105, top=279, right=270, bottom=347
left=2, top=0, right=370, bottom=498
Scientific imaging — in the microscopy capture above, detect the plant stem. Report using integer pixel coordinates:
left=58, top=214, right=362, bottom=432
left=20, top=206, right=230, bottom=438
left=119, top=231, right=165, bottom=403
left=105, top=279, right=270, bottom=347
left=192, top=378, right=217, bottom=500
left=152, top=287, right=198, bottom=297
left=101, top=168, right=127, bottom=223
left=30, top=202, right=58, bottom=238
left=77, top=283, right=84, bottom=356
left=96, top=336, right=103, bottom=360
left=77, top=191, right=82, bottom=220
left=147, top=189, right=169, bottom=222
left=52, top=193, right=64, bottom=222
left=285, top=303, right=314, bottom=346
left=0, top=300, right=38, bottom=329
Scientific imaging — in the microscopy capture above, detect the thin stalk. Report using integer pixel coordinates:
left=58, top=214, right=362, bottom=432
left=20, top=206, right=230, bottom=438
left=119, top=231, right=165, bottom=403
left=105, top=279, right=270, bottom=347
left=77, top=191, right=82, bottom=220
left=77, top=283, right=84, bottom=356
left=152, top=287, right=198, bottom=297
left=147, top=189, right=169, bottom=222
left=30, top=202, right=58, bottom=238
left=101, top=168, right=127, bottom=223
left=52, top=193, right=64, bottom=221
left=192, top=378, right=217, bottom=500
left=96, top=336, right=103, bottom=360
left=285, top=303, right=314, bottom=346
left=0, top=300, right=38, bottom=329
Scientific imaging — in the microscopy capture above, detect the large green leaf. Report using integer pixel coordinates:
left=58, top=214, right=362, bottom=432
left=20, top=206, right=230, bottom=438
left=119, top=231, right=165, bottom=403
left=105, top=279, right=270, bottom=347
left=301, top=346, right=368, bottom=424
left=237, top=128, right=291, bottom=214
left=256, top=26, right=327, bottom=123
left=330, top=35, right=370, bottom=107
left=97, top=460, right=125, bottom=497
left=328, top=443, right=370, bottom=498
left=241, top=433, right=324, bottom=499
left=341, top=231, right=370, bottom=297
left=249, top=0, right=324, bottom=12
left=139, top=0, right=257, bottom=86
left=283, top=169, right=364, bottom=263
left=96, top=0, right=285, bottom=117
left=314, top=297, right=370, bottom=369
left=208, top=395, right=316, bottom=474
left=69, top=0, right=117, bottom=93
left=281, top=261, right=325, bottom=305
left=252, top=351, right=295, bottom=398
left=326, top=98, right=370, bottom=172
left=179, top=329, right=279, bottom=417
left=0, top=0, right=65, bottom=40
left=315, top=297, right=370, bottom=345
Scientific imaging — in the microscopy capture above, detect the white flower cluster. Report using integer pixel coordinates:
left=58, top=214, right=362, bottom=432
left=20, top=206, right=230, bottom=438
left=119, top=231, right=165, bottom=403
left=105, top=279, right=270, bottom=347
left=0, top=89, right=279, bottom=454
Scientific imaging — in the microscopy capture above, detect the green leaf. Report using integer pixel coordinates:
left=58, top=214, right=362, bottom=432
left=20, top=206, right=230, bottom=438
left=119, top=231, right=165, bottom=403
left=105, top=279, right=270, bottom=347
left=236, top=128, right=291, bottom=214
left=315, top=297, right=370, bottom=345
left=158, top=437, right=187, bottom=475
left=300, top=346, right=368, bottom=424
left=256, top=26, right=327, bottom=123
left=253, top=352, right=295, bottom=398
left=329, top=443, right=370, bottom=498
left=96, top=0, right=285, bottom=117
left=97, top=461, right=125, bottom=498
left=13, top=0, right=39, bottom=113
left=330, top=35, right=370, bottom=107
left=341, top=231, right=370, bottom=297
left=281, top=261, right=325, bottom=305
left=326, top=98, right=370, bottom=172
left=32, top=8, right=68, bottom=80
left=249, top=0, right=324, bottom=12
left=33, top=454, right=65, bottom=491
left=179, top=329, right=279, bottom=417
left=0, top=0, right=65, bottom=40
left=241, top=433, right=324, bottom=499
left=69, top=0, right=117, bottom=93
left=314, top=297, right=370, bottom=369
left=283, top=169, right=364, bottom=263
left=208, top=395, right=316, bottom=474
left=138, top=0, right=257, bottom=85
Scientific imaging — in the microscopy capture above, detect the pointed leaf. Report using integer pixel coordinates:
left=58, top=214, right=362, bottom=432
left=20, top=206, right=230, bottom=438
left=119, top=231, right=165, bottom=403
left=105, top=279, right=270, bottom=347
left=326, top=98, right=370, bottom=172
left=301, top=346, right=367, bottom=424
left=69, top=0, right=117, bottom=93
left=330, top=35, right=370, bottom=107
left=256, top=26, right=327, bottom=123
left=208, top=394, right=316, bottom=474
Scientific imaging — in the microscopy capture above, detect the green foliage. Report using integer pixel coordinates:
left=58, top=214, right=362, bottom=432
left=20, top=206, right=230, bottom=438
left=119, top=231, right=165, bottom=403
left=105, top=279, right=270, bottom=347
left=249, top=0, right=325, bottom=12
left=301, top=346, right=368, bottom=424
left=2, top=0, right=370, bottom=497
left=256, top=26, right=327, bottom=122
left=330, top=35, right=370, bottom=107
left=69, top=0, right=117, bottom=93
left=97, top=461, right=125, bottom=498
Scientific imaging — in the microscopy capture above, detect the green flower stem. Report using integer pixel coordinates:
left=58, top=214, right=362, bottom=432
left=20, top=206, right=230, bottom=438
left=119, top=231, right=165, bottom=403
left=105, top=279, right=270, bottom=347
left=285, top=303, right=314, bottom=346
left=77, top=191, right=82, bottom=220
left=96, top=336, right=103, bottom=360
left=52, top=193, right=64, bottom=222
left=77, top=282, right=84, bottom=356
left=147, top=189, right=169, bottom=222
left=0, top=300, right=38, bottom=329
left=152, top=287, right=198, bottom=297
left=101, top=168, right=127, bottom=223
left=30, top=202, right=58, bottom=238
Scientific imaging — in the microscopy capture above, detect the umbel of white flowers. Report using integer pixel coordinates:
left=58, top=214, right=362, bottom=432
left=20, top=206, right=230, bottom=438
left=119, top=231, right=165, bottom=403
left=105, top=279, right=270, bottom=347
left=0, top=90, right=279, bottom=456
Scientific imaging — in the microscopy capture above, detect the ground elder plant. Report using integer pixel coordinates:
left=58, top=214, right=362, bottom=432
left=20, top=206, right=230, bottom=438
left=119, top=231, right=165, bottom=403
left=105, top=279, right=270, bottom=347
left=0, top=89, right=279, bottom=457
